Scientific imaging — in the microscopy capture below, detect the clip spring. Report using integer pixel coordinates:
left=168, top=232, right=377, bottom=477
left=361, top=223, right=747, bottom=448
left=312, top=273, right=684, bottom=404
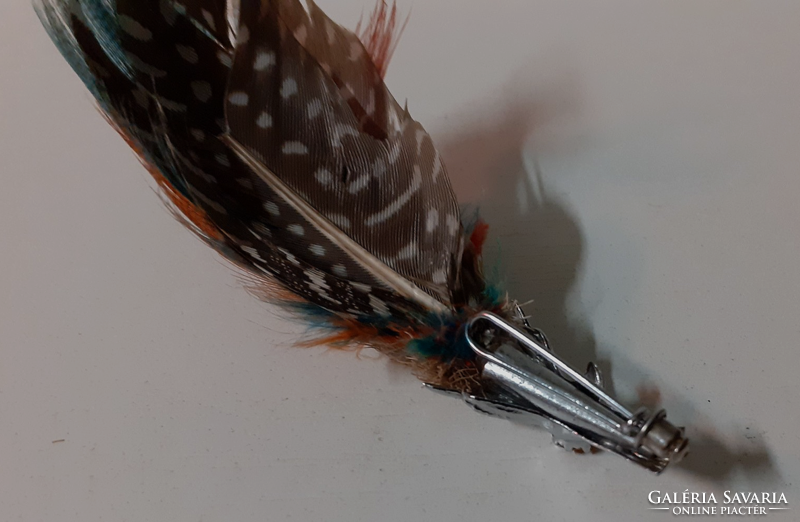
left=427, top=307, right=689, bottom=473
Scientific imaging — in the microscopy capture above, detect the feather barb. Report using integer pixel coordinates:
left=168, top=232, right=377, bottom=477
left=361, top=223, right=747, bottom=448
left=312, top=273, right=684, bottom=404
left=357, top=0, right=408, bottom=78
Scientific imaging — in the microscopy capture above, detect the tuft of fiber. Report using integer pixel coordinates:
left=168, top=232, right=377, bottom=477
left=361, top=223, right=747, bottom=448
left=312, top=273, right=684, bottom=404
left=356, top=1, right=408, bottom=78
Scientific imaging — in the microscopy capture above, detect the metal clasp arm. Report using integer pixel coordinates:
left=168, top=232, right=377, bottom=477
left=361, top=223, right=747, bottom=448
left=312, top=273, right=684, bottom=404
left=432, top=311, right=690, bottom=473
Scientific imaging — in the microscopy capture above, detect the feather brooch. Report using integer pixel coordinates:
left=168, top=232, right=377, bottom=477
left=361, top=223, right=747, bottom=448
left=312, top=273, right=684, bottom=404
left=36, top=0, right=689, bottom=472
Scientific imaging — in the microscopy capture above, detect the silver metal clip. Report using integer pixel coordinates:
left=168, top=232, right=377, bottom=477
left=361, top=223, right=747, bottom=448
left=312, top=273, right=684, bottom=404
left=426, top=307, right=689, bottom=473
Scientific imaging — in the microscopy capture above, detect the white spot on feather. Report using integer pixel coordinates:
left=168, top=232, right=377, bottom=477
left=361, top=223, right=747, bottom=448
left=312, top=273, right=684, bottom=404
left=347, top=173, right=370, bottom=194
left=160, top=1, right=179, bottom=25
left=388, top=108, right=402, bottom=133
left=256, top=112, right=273, bottom=129
left=330, top=124, right=359, bottom=148
left=281, top=78, right=298, bottom=99
left=253, top=223, right=272, bottom=237
left=371, top=158, right=388, bottom=180
left=125, top=52, right=166, bottom=77
left=306, top=269, right=330, bottom=290
left=201, top=9, right=216, bottom=30
left=288, top=224, right=305, bottom=236
left=416, top=129, right=427, bottom=153
left=426, top=209, right=439, bottom=233
left=241, top=246, right=265, bottom=262
left=118, top=15, right=153, bottom=41
left=215, top=153, right=230, bottom=167
left=155, top=96, right=186, bottom=112
left=446, top=214, right=459, bottom=236
left=190, top=128, right=205, bottom=142
left=387, top=141, right=402, bottom=164
left=369, top=295, right=390, bottom=317
left=254, top=51, right=275, bottom=71
left=332, top=264, right=347, bottom=277
left=228, top=91, right=249, bottom=106
left=176, top=44, right=199, bottom=64
left=264, top=201, right=280, bottom=216
left=282, top=141, right=308, bottom=155
left=365, top=166, right=422, bottom=226
left=217, top=51, right=233, bottom=68
left=397, top=241, right=418, bottom=261
left=351, top=282, right=371, bottom=293
left=191, top=81, right=212, bottom=102
left=309, top=244, right=326, bottom=256
left=314, top=168, right=332, bottom=185
left=307, top=99, right=323, bottom=119
left=432, top=150, right=443, bottom=182
left=278, top=248, right=300, bottom=266
left=432, top=269, right=448, bottom=284
left=328, top=214, right=351, bottom=230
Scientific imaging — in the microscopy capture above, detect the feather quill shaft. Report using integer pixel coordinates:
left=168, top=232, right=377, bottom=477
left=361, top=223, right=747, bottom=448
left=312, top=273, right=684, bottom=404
left=223, top=134, right=449, bottom=314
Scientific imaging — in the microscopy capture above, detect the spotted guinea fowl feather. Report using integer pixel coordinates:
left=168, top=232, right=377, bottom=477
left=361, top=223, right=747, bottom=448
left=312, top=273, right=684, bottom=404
left=36, top=0, right=504, bottom=391
left=225, top=0, right=464, bottom=307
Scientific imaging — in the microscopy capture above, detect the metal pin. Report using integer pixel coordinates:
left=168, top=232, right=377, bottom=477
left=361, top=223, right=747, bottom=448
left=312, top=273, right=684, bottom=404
left=426, top=309, right=689, bottom=473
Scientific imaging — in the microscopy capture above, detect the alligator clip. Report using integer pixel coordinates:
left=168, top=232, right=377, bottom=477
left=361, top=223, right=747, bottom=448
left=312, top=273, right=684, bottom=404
left=426, top=304, right=689, bottom=473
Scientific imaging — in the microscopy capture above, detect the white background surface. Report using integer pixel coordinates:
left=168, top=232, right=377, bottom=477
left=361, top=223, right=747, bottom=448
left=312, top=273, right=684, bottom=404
left=2, top=1, right=799, bottom=520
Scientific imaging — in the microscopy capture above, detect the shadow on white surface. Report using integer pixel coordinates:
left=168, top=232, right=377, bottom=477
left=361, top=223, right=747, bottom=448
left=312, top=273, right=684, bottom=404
left=438, top=81, right=784, bottom=488
left=4, top=0, right=800, bottom=519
